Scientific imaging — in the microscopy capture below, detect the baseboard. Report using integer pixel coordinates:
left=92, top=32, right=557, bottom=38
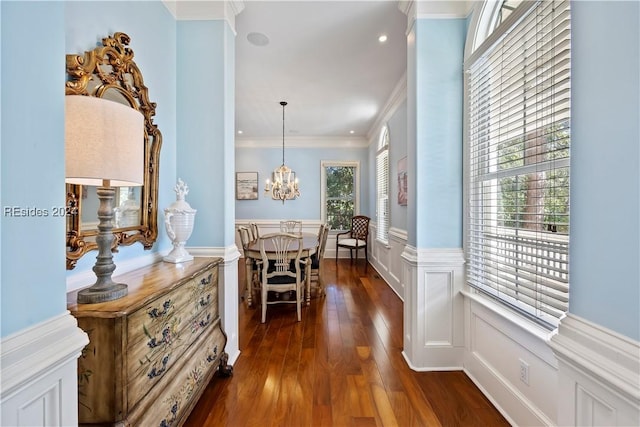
left=1, top=312, right=89, bottom=426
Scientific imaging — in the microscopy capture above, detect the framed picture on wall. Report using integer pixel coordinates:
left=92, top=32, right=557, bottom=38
left=397, top=157, right=407, bottom=206
left=236, top=172, right=259, bottom=200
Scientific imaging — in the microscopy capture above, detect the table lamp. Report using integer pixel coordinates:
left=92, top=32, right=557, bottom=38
left=65, top=95, right=144, bottom=303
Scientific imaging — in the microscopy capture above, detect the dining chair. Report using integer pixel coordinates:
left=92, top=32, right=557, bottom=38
left=258, top=233, right=305, bottom=323
left=335, top=215, right=370, bottom=270
left=237, top=225, right=261, bottom=302
left=280, top=220, right=302, bottom=233
left=309, top=223, right=330, bottom=297
left=249, top=222, right=260, bottom=241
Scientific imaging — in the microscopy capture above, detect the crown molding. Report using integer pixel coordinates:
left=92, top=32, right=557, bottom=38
left=235, top=135, right=369, bottom=149
left=162, top=0, right=245, bottom=31
left=400, top=1, right=473, bottom=21
left=416, top=0, right=473, bottom=18
left=366, top=72, right=407, bottom=143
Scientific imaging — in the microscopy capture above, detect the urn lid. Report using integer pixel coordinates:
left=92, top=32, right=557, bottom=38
left=165, top=178, right=196, bottom=213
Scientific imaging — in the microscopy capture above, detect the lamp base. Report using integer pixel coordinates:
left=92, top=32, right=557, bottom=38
left=77, top=282, right=128, bottom=304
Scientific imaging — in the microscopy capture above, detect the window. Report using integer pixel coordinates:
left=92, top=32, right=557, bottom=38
left=467, top=0, right=571, bottom=328
left=376, top=126, right=390, bottom=243
left=321, top=161, right=359, bottom=231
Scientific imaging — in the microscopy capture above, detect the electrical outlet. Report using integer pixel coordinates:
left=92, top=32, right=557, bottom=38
left=519, top=359, right=529, bottom=385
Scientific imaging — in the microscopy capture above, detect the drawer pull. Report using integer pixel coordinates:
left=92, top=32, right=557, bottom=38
left=199, top=273, right=212, bottom=286
left=147, top=354, right=170, bottom=379
left=198, top=294, right=211, bottom=308
left=146, top=325, right=174, bottom=349
left=148, top=300, right=172, bottom=319
left=159, top=402, right=179, bottom=427
left=191, top=314, right=211, bottom=333
left=206, top=345, right=218, bottom=363
left=199, top=314, right=211, bottom=328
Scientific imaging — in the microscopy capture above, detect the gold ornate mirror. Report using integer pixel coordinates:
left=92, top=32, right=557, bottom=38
left=65, top=32, right=162, bottom=269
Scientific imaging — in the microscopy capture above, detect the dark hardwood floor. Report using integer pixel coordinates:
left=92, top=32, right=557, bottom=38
left=184, top=259, right=510, bottom=427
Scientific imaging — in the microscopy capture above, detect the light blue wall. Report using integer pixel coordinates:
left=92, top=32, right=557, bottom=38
left=236, top=145, right=370, bottom=220
left=570, top=1, right=640, bottom=340
left=64, top=1, right=176, bottom=274
left=177, top=20, right=235, bottom=247
left=414, top=18, right=465, bottom=248
left=1, top=1, right=66, bottom=337
left=0, top=0, right=176, bottom=337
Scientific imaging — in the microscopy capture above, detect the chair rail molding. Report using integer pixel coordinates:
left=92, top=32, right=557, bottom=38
left=1, top=312, right=89, bottom=426
left=401, top=245, right=465, bottom=370
left=550, top=313, right=640, bottom=426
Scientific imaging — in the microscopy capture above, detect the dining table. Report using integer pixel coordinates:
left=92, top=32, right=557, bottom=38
left=243, top=232, right=319, bottom=307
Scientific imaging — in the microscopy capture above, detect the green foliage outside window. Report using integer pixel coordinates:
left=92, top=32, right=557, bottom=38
left=325, top=166, right=355, bottom=231
left=496, top=121, right=570, bottom=233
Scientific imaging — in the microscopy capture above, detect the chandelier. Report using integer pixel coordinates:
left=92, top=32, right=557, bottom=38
left=264, top=101, right=300, bottom=203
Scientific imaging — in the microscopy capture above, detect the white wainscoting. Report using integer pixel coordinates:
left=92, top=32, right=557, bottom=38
left=550, top=313, right=640, bottom=427
left=187, top=244, right=242, bottom=366
left=369, top=224, right=406, bottom=300
left=462, top=289, right=558, bottom=426
left=1, top=312, right=89, bottom=427
left=401, top=246, right=465, bottom=370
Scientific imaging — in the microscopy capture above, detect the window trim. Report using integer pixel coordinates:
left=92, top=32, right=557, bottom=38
left=376, top=126, right=390, bottom=244
left=320, top=160, right=360, bottom=232
left=465, top=0, right=571, bottom=329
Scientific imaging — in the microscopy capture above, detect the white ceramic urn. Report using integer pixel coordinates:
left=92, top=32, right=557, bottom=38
left=163, top=178, right=197, bottom=263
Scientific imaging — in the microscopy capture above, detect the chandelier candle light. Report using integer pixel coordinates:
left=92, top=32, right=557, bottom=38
left=264, top=101, right=300, bottom=203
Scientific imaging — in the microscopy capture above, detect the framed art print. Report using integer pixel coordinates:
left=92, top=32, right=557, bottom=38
left=236, top=172, right=259, bottom=200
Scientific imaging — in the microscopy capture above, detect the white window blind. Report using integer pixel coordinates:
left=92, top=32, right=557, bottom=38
left=467, top=0, right=571, bottom=328
left=376, top=127, right=390, bottom=243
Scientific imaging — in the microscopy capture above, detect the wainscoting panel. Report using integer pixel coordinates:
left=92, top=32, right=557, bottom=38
left=370, top=225, right=406, bottom=300
left=424, top=271, right=453, bottom=346
left=550, top=313, right=640, bottom=426
left=463, top=290, right=558, bottom=426
left=401, top=247, right=464, bottom=370
left=1, top=312, right=89, bottom=426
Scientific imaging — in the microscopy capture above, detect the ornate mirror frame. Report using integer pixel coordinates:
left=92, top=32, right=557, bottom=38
left=65, top=32, right=162, bottom=269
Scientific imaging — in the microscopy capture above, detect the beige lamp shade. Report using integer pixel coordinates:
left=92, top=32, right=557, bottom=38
left=65, top=95, right=144, bottom=187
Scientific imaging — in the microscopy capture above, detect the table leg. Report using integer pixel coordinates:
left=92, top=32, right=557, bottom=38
left=305, top=258, right=311, bottom=306
left=245, top=258, right=253, bottom=307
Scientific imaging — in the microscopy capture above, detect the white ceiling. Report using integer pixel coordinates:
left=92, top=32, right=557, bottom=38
left=235, top=1, right=409, bottom=144
left=164, top=0, right=474, bottom=145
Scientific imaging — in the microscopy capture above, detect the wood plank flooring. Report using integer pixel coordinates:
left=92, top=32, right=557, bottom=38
left=184, top=259, right=510, bottom=427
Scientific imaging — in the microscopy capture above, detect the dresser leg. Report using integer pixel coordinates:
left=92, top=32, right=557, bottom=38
left=217, top=352, right=233, bottom=377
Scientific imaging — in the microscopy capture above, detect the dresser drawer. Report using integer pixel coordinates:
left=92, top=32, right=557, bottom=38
left=125, top=309, right=219, bottom=410
left=128, top=323, right=227, bottom=427
left=126, top=265, right=217, bottom=349
left=125, top=275, right=219, bottom=410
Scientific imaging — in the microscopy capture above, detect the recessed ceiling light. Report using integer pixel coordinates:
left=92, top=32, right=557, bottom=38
left=247, top=32, right=269, bottom=47
left=349, top=130, right=355, bottom=134
left=378, top=34, right=388, bottom=43
left=237, top=130, right=243, bottom=134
